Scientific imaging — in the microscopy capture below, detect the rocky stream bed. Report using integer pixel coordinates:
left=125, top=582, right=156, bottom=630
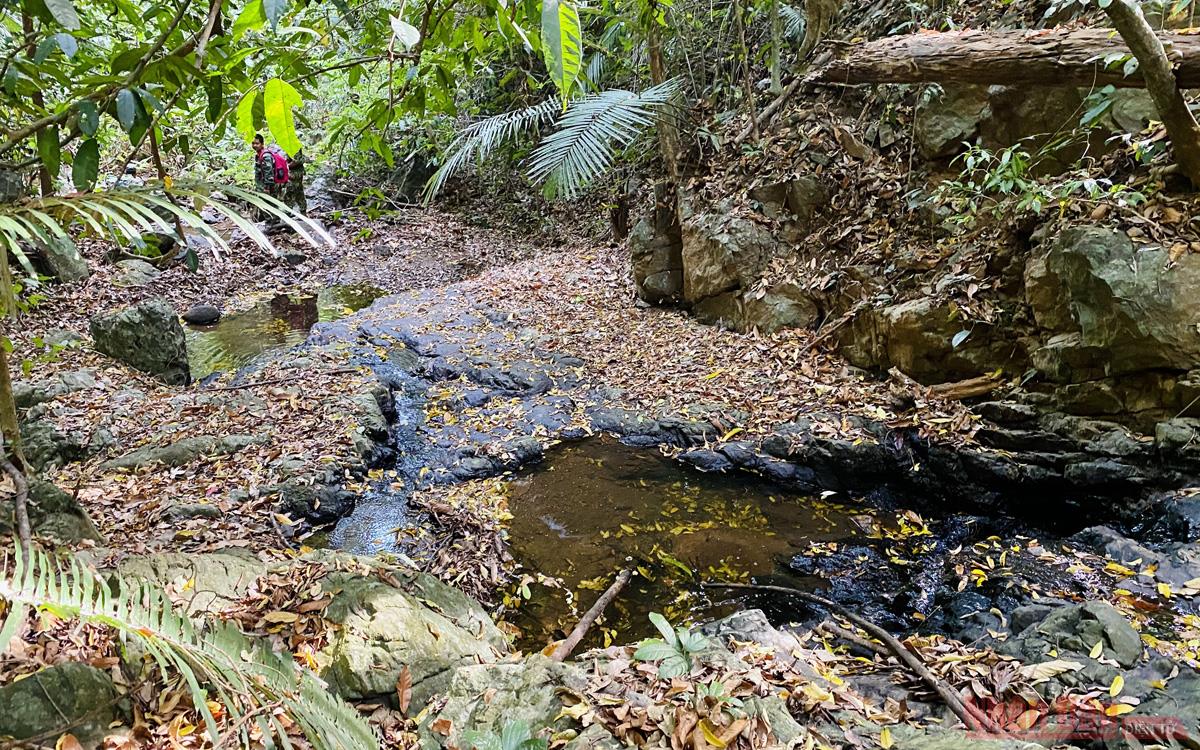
left=9, top=221, right=1200, bottom=749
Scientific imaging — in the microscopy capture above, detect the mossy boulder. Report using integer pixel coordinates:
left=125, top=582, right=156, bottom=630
left=0, top=662, right=125, bottom=746
left=90, top=298, right=189, bottom=384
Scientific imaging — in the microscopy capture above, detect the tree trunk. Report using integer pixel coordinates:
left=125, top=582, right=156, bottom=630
left=769, top=0, right=783, bottom=94
left=1103, top=0, right=1200, bottom=187
left=808, top=27, right=1200, bottom=89
left=21, top=6, right=53, bottom=196
left=0, top=343, right=23, bottom=467
left=646, top=8, right=681, bottom=182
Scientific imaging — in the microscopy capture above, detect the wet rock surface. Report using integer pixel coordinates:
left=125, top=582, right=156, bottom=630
left=90, top=297, right=190, bottom=384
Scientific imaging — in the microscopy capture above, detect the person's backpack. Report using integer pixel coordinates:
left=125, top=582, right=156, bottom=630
left=264, top=145, right=289, bottom=184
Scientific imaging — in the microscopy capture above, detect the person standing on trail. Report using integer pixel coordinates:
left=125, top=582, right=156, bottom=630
left=283, top=149, right=308, bottom=215
left=252, top=133, right=288, bottom=201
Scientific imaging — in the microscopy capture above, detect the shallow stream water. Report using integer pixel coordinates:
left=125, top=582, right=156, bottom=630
left=185, top=284, right=382, bottom=379
left=504, top=439, right=881, bottom=649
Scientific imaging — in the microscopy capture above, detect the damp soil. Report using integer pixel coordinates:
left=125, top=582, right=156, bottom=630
left=186, top=284, right=383, bottom=379
left=503, top=439, right=882, bottom=650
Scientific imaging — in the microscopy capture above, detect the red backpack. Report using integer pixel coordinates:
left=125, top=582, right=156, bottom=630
left=262, top=145, right=289, bottom=184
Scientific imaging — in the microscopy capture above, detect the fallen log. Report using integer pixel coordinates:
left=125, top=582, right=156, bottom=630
left=808, top=28, right=1200, bottom=89
left=928, top=374, right=1003, bottom=401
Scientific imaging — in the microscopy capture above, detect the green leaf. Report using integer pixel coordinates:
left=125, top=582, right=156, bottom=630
left=540, top=0, right=582, bottom=106
left=633, top=639, right=679, bottom=662
left=115, top=88, right=138, bottom=131
left=264, top=0, right=288, bottom=29
left=44, top=0, right=80, bottom=29
left=236, top=88, right=259, bottom=143
left=34, top=37, right=57, bottom=63
left=647, top=611, right=677, bottom=646
left=36, top=126, right=61, bottom=179
left=77, top=100, right=99, bottom=136
left=232, top=0, right=267, bottom=38
left=73, top=139, right=99, bottom=192
left=263, top=77, right=302, bottom=156
left=205, top=76, right=224, bottom=124
left=656, top=654, right=690, bottom=679
left=390, top=15, right=421, bottom=48
left=55, top=32, right=78, bottom=58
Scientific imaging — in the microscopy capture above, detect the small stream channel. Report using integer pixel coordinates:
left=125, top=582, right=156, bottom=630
left=184, top=284, right=383, bottom=379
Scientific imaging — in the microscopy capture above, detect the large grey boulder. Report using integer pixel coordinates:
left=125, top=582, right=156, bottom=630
left=35, top=236, right=90, bottom=283
left=0, top=662, right=124, bottom=745
left=90, top=298, right=190, bottom=384
left=314, top=561, right=507, bottom=709
left=1002, top=601, right=1142, bottom=695
left=1025, top=227, right=1200, bottom=379
left=0, top=479, right=103, bottom=543
left=629, top=199, right=683, bottom=304
left=915, top=85, right=992, bottom=159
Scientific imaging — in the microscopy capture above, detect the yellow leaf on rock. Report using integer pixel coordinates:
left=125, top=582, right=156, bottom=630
left=1106, top=703, right=1135, bottom=717
left=1110, top=674, right=1125, bottom=697
left=879, top=727, right=893, bottom=748
left=55, top=735, right=83, bottom=750
left=1090, top=641, right=1104, bottom=659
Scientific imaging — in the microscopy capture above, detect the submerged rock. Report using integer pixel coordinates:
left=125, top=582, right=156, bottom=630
left=90, top=298, right=189, bottom=384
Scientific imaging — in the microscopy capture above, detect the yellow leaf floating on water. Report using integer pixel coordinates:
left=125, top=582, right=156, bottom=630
left=879, top=727, right=893, bottom=749
left=1110, top=674, right=1125, bottom=697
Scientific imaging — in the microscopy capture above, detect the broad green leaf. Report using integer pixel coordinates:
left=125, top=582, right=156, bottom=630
left=390, top=15, right=421, bottom=48
left=647, top=612, right=678, bottom=647
left=540, top=0, right=582, bottom=106
left=44, top=0, right=80, bottom=29
left=232, top=0, right=267, bottom=38
left=34, top=37, right=57, bottom=63
left=115, top=88, right=138, bottom=131
left=205, top=76, right=224, bottom=124
left=264, top=0, right=288, bottom=30
left=36, top=127, right=61, bottom=179
left=633, top=640, right=678, bottom=661
left=77, top=100, right=99, bottom=136
left=656, top=654, right=690, bottom=679
left=236, top=89, right=259, bottom=143
left=263, top=77, right=302, bottom=156
left=73, top=139, right=99, bottom=192
left=55, top=32, right=78, bottom=58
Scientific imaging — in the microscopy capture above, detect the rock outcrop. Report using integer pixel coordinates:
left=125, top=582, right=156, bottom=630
left=90, top=298, right=190, bottom=385
left=0, top=662, right=125, bottom=746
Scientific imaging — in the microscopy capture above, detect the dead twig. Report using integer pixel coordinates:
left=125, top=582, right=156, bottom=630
left=703, top=582, right=1009, bottom=736
left=2, top=450, right=31, bottom=556
left=550, top=568, right=632, bottom=662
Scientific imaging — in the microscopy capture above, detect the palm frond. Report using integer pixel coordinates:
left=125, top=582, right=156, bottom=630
left=423, top=100, right=561, bottom=202
left=780, top=3, right=806, bottom=41
left=0, top=543, right=379, bottom=750
left=527, top=78, right=681, bottom=199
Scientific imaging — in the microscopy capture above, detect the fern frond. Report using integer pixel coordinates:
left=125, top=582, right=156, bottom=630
left=527, top=78, right=681, bottom=199
left=0, top=544, right=379, bottom=750
left=423, top=100, right=561, bottom=202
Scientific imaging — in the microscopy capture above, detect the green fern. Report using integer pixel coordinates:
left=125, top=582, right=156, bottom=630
left=0, top=543, right=379, bottom=750
left=527, top=79, right=681, bottom=199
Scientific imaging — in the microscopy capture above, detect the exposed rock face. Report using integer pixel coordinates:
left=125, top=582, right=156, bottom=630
left=90, top=298, right=190, bottom=385
left=1025, top=226, right=1200, bottom=378
left=99, top=434, right=265, bottom=470
left=630, top=190, right=684, bottom=303
left=680, top=206, right=777, bottom=303
left=915, top=84, right=1090, bottom=167
left=0, top=662, right=124, bottom=745
left=33, top=236, right=90, bottom=283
